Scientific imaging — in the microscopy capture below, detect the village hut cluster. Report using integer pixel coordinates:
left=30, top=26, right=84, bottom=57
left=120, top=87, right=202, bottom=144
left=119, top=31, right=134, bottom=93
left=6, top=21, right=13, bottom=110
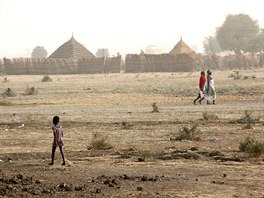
left=0, top=36, right=263, bottom=75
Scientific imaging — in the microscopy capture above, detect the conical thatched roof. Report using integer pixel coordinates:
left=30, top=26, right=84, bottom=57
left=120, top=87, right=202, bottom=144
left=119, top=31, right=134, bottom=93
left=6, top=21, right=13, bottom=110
left=49, top=36, right=95, bottom=59
left=169, top=38, right=196, bottom=56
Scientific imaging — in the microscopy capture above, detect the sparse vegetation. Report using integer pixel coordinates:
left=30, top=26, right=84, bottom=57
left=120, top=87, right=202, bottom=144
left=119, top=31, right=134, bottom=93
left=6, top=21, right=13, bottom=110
left=231, top=110, right=260, bottom=129
left=24, top=87, right=38, bottom=95
left=229, top=71, right=241, bottom=80
left=0, top=99, right=12, bottom=106
left=41, top=75, right=52, bottom=82
left=2, top=77, right=9, bottom=83
left=171, top=124, right=201, bottom=141
left=2, top=88, right=16, bottom=97
left=203, top=112, right=219, bottom=122
left=0, top=71, right=264, bottom=196
left=137, top=150, right=161, bottom=160
left=121, top=121, right=133, bottom=129
left=229, top=71, right=257, bottom=80
left=151, top=103, right=159, bottom=113
left=89, top=133, right=113, bottom=150
left=239, top=137, right=264, bottom=157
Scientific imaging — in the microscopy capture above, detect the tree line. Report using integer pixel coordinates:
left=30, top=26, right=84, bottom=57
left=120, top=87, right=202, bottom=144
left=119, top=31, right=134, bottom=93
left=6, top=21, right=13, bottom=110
left=203, top=14, right=264, bottom=54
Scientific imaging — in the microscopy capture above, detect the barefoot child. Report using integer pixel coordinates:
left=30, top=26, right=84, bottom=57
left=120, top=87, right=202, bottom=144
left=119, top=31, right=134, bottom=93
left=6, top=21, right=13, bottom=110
left=49, top=116, right=66, bottom=165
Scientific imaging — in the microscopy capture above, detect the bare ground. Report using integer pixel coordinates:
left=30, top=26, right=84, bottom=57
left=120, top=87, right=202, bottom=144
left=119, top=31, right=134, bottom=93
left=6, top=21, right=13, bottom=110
left=1, top=69, right=264, bottom=197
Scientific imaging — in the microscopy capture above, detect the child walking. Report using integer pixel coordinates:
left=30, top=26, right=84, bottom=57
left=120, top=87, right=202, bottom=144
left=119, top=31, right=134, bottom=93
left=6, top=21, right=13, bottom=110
left=49, top=116, right=66, bottom=165
left=193, top=71, right=206, bottom=105
left=199, top=69, right=216, bottom=105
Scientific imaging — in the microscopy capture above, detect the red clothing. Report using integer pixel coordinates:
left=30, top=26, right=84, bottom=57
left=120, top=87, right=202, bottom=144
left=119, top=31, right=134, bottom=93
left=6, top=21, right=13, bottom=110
left=52, top=125, right=64, bottom=147
left=199, top=75, right=206, bottom=91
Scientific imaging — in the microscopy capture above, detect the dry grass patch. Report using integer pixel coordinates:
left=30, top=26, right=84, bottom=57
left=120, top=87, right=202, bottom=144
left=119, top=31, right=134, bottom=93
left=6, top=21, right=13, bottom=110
left=170, top=123, right=201, bottom=141
left=202, top=112, right=219, bottom=122
left=137, top=150, right=161, bottom=161
left=2, top=77, right=9, bottom=83
left=2, top=88, right=16, bottom=97
left=41, top=75, right=52, bottom=82
left=89, top=133, right=113, bottom=150
left=0, top=99, right=12, bottom=106
left=230, top=110, right=261, bottom=129
left=24, top=87, right=38, bottom=95
left=151, top=103, right=159, bottom=113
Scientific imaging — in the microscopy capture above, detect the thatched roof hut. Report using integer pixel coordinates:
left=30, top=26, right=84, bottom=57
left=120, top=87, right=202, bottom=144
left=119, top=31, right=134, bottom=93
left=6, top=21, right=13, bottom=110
left=169, top=38, right=196, bottom=57
left=49, top=36, right=95, bottom=59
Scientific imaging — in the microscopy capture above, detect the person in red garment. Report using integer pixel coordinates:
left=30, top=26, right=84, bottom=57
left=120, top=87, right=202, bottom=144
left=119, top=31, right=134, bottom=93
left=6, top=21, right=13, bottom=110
left=193, top=71, right=206, bottom=105
left=49, top=116, right=66, bottom=165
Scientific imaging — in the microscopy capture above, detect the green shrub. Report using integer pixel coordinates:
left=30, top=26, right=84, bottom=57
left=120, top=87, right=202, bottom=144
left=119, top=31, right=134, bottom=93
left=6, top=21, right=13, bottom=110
left=231, top=111, right=260, bottom=128
left=41, top=75, right=52, bottom=82
left=239, top=137, right=255, bottom=152
left=171, top=124, right=201, bottom=141
left=239, top=137, right=264, bottom=157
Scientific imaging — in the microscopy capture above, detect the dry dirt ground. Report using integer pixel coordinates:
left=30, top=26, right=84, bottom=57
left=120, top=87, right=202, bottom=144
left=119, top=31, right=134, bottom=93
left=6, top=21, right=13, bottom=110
left=1, top=69, right=264, bottom=197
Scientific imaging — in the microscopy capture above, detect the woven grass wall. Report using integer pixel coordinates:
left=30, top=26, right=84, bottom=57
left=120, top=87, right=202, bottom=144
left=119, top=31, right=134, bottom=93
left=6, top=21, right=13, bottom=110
left=0, top=56, right=121, bottom=75
left=201, top=53, right=264, bottom=70
left=0, top=53, right=263, bottom=75
left=125, top=53, right=264, bottom=73
left=125, top=54, right=199, bottom=73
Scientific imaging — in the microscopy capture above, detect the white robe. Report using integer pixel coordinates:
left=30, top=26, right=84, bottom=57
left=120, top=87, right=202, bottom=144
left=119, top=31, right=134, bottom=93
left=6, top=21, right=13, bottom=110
left=203, top=76, right=216, bottom=101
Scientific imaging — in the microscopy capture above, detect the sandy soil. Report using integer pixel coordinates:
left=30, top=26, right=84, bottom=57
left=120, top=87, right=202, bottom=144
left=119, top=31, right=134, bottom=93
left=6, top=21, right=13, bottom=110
left=1, top=69, right=264, bottom=197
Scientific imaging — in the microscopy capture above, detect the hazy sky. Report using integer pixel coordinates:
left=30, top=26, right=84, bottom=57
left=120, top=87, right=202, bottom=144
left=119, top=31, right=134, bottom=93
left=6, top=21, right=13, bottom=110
left=0, top=0, right=263, bottom=58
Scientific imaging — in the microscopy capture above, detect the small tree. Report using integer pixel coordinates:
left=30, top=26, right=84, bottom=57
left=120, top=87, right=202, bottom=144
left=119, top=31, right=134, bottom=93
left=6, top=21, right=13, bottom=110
left=248, top=29, right=264, bottom=53
left=216, top=14, right=259, bottom=53
left=31, top=46, right=48, bottom=58
left=203, top=36, right=221, bottom=54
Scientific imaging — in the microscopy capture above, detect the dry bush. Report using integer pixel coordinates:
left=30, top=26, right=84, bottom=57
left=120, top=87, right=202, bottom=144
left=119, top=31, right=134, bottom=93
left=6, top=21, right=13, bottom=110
left=151, top=103, right=159, bottom=113
left=137, top=150, right=161, bottom=160
left=230, top=110, right=260, bottom=129
left=121, top=121, right=134, bottom=129
left=41, top=75, right=52, bottom=82
left=203, top=112, right=219, bottom=122
left=171, top=123, right=201, bottom=141
left=229, top=71, right=256, bottom=80
left=2, top=88, right=16, bottom=97
left=2, top=77, right=9, bottom=83
left=24, top=87, right=38, bottom=95
left=0, top=99, right=12, bottom=106
left=89, top=133, right=113, bottom=150
left=229, top=71, right=241, bottom=80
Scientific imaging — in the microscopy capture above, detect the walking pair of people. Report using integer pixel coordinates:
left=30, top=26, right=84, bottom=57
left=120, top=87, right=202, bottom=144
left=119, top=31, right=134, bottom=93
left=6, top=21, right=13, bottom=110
left=193, top=70, right=216, bottom=105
